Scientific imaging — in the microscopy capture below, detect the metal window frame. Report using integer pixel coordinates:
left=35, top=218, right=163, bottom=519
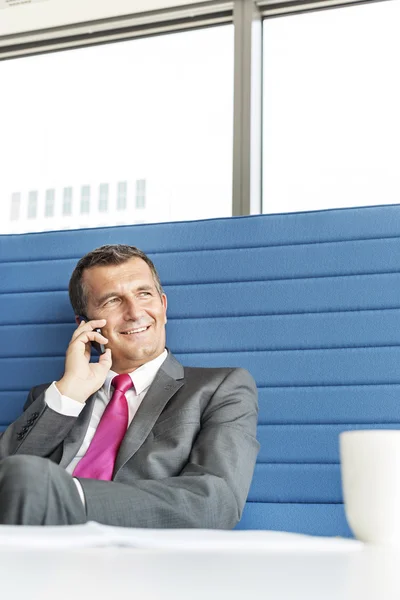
left=232, top=0, right=262, bottom=215
left=257, top=0, right=391, bottom=18
left=0, top=0, right=387, bottom=219
left=0, top=2, right=233, bottom=60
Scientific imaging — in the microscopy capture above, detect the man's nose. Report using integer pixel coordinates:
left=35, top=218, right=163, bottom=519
left=123, top=297, right=142, bottom=320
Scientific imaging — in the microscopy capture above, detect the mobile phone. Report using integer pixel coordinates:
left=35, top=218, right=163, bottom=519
left=78, top=315, right=106, bottom=355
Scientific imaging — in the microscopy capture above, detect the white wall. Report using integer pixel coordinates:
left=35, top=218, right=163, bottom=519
left=0, top=0, right=204, bottom=37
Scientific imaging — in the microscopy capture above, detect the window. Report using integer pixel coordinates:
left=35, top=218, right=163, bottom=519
left=45, top=189, right=55, bottom=217
left=117, top=181, right=127, bottom=210
left=98, top=183, right=109, bottom=212
left=27, top=191, right=38, bottom=219
left=262, top=2, right=400, bottom=213
left=135, top=179, right=146, bottom=209
left=80, top=185, right=90, bottom=214
left=0, top=25, right=233, bottom=233
left=10, top=192, right=21, bottom=221
left=63, top=187, right=73, bottom=216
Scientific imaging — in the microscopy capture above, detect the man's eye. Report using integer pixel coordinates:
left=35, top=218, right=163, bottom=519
left=104, top=298, right=118, bottom=306
left=138, top=292, right=151, bottom=297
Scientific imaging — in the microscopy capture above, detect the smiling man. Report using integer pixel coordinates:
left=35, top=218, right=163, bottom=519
left=0, top=245, right=259, bottom=527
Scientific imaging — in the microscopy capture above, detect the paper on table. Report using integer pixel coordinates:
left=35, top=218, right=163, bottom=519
left=0, top=521, right=363, bottom=551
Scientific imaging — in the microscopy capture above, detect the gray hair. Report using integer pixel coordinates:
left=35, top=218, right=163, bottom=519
left=68, top=244, right=163, bottom=315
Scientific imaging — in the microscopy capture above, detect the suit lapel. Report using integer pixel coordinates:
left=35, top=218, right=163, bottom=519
left=59, top=393, right=97, bottom=468
left=113, top=353, right=184, bottom=477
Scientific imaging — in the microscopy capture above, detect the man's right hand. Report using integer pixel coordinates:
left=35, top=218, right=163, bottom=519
left=56, top=319, right=112, bottom=404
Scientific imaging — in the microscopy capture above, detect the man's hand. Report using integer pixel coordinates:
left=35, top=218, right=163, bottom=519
left=56, top=319, right=112, bottom=404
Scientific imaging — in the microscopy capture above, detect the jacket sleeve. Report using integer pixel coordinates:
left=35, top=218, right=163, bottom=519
left=79, top=368, right=260, bottom=529
left=0, top=384, right=78, bottom=461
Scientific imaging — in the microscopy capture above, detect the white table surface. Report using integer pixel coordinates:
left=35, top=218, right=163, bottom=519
left=1, top=543, right=399, bottom=600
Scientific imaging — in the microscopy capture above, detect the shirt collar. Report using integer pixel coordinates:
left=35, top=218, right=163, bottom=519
left=104, top=349, right=168, bottom=397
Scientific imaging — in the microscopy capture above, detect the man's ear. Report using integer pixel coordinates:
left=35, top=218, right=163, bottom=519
left=162, top=293, right=168, bottom=324
left=75, top=315, right=82, bottom=326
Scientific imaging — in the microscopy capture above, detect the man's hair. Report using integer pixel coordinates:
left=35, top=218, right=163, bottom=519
left=68, top=244, right=163, bottom=315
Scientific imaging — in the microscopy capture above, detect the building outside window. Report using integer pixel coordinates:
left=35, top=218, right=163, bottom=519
left=98, top=183, right=109, bottom=212
left=117, top=181, right=127, bottom=210
left=135, top=179, right=146, bottom=209
left=10, top=192, right=21, bottom=221
left=63, top=187, right=73, bottom=216
left=0, top=26, right=232, bottom=233
left=27, top=191, right=38, bottom=219
left=80, top=185, right=90, bottom=214
left=45, top=189, right=55, bottom=217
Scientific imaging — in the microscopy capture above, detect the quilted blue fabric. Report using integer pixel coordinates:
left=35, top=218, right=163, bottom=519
left=2, top=204, right=400, bottom=536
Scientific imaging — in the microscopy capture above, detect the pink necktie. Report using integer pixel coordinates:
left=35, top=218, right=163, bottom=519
left=73, top=374, right=133, bottom=481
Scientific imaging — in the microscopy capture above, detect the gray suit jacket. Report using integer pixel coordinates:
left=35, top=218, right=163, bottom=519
left=0, top=353, right=259, bottom=529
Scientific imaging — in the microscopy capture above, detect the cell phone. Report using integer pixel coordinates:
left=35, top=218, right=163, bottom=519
left=78, top=315, right=106, bottom=355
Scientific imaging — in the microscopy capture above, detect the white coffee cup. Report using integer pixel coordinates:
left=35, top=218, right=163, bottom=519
left=340, top=429, right=400, bottom=546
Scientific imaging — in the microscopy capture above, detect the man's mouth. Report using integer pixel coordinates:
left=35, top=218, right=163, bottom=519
left=120, top=325, right=151, bottom=335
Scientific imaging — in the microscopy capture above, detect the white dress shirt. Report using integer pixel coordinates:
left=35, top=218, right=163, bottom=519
left=44, top=349, right=168, bottom=505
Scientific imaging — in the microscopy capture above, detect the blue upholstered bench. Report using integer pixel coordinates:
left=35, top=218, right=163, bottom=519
left=2, top=203, right=400, bottom=536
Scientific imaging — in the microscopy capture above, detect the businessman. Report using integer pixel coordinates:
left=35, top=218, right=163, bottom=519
left=0, top=244, right=259, bottom=527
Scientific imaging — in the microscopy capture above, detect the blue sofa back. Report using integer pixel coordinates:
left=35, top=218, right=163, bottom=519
left=2, top=204, right=400, bottom=536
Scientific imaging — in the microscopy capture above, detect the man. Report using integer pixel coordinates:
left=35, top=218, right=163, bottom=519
left=0, top=245, right=259, bottom=527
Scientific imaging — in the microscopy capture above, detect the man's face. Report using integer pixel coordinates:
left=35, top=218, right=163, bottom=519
left=82, top=258, right=167, bottom=373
